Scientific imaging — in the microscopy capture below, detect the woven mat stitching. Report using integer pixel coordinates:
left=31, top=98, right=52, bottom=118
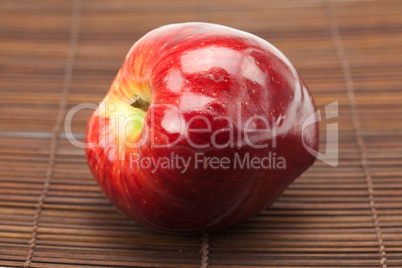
left=324, top=1, right=387, bottom=267
left=23, top=0, right=82, bottom=267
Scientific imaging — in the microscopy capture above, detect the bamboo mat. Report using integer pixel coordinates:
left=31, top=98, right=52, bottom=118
left=1, top=0, right=402, bottom=267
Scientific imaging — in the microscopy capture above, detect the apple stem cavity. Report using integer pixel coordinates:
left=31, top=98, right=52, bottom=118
left=129, top=95, right=149, bottom=112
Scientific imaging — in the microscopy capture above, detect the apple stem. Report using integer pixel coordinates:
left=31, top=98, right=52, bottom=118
left=129, top=95, right=149, bottom=112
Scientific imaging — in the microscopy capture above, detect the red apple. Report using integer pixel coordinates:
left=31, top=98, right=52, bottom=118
left=85, top=22, right=318, bottom=234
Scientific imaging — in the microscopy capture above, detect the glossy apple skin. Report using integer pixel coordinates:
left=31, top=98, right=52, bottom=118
left=86, top=22, right=318, bottom=234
